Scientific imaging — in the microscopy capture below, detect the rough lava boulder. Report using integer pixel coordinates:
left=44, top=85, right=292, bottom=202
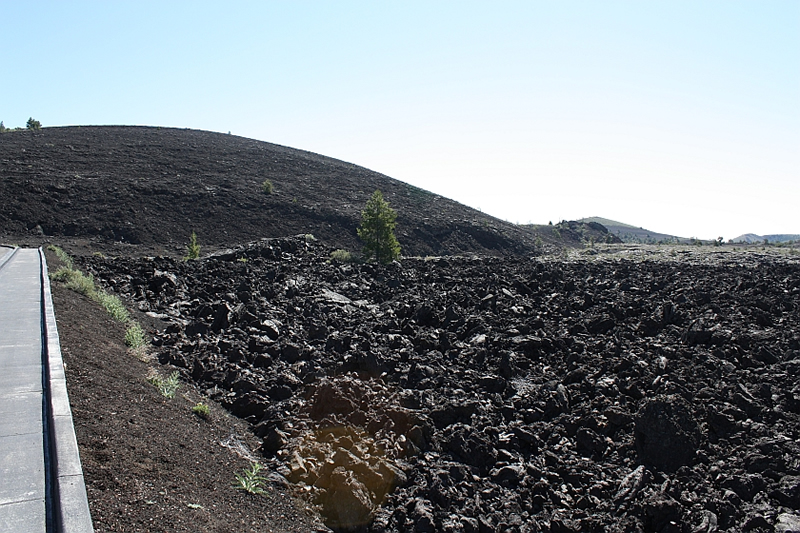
left=82, top=238, right=800, bottom=532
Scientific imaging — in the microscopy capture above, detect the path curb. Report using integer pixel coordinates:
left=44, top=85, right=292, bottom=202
left=39, top=248, right=94, bottom=532
left=0, top=246, right=17, bottom=270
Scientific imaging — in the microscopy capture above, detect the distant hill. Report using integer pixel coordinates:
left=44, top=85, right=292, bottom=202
left=520, top=219, right=623, bottom=246
left=579, top=217, right=686, bottom=244
left=731, top=233, right=800, bottom=244
left=0, top=126, right=546, bottom=256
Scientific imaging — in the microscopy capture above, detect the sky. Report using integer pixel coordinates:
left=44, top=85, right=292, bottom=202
left=2, top=1, right=798, bottom=240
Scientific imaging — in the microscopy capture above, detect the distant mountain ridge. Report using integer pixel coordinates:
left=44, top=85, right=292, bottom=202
left=731, top=233, right=800, bottom=244
left=579, top=217, right=686, bottom=244
left=581, top=217, right=799, bottom=245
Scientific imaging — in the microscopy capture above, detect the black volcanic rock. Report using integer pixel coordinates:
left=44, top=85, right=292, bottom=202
left=634, top=395, right=700, bottom=471
left=80, top=239, right=800, bottom=532
left=0, top=126, right=540, bottom=256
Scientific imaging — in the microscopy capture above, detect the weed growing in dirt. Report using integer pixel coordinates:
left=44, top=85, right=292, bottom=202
left=148, top=371, right=180, bottom=398
left=50, top=248, right=152, bottom=364
left=54, top=268, right=96, bottom=297
left=49, top=265, right=73, bottom=282
left=184, top=232, right=200, bottom=260
left=96, top=291, right=131, bottom=322
left=261, top=179, right=274, bottom=194
left=49, top=245, right=150, bottom=379
left=192, top=402, right=210, bottom=419
left=124, top=322, right=146, bottom=350
left=233, top=463, right=267, bottom=495
left=48, top=245, right=74, bottom=269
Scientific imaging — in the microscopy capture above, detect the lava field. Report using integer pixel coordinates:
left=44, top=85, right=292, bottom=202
left=80, top=238, right=800, bottom=533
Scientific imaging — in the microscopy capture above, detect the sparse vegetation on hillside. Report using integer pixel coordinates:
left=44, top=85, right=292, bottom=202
left=47, top=245, right=72, bottom=265
left=233, top=463, right=268, bottom=495
left=261, top=179, right=274, bottom=194
left=148, top=371, right=180, bottom=398
left=124, top=322, right=146, bottom=350
left=94, top=290, right=131, bottom=322
left=357, top=189, right=401, bottom=264
left=184, top=231, right=200, bottom=260
left=0, top=120, right=24, bottom=133
left=191, top=402, right=210, bottom=419
left=51, top=265, right=130, bottom=322
left=49, top=245, right=145, bottom=356
left=51, top=266, right=93, bottom=295
left=26, top=117, right=41, bottom=131
left=0, top=126, right=541, bottom=256
left=329, top=249, right=357, bottom=263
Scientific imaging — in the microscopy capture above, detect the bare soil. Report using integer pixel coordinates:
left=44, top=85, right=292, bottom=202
left=47, top=249, right=327, bottom=532
left=0, top=126, right=552, bottom=257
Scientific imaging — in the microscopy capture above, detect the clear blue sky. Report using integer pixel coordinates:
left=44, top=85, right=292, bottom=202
left=2, top=1, right=798, bottom=239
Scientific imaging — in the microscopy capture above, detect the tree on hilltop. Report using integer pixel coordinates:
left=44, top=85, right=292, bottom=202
left=358, top=190, right=401, bottom=264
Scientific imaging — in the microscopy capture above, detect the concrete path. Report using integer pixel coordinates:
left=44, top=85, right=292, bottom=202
left=0, top=247, right=93, bottom=532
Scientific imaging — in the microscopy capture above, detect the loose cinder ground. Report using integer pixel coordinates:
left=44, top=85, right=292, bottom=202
left=46, top=249, right=326, bottom=532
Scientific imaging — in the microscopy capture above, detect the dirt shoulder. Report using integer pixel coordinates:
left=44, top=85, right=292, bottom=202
left=48, top=249, right=327, bottom=532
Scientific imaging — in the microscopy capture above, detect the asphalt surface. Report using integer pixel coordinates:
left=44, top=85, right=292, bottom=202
left=0, top=247, right=92, bottom=532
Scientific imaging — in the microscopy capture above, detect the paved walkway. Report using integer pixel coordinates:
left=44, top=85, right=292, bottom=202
left=0, top=247, right=93, bottom=532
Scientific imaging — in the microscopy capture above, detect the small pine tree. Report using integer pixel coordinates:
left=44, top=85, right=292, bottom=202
left=0, top=121, right=5, bottom=133
left=357, top=190, right=401, bottom=264
left=26, top=117, right=41, bottom=131
left=184, top=231, right=200, bottom=260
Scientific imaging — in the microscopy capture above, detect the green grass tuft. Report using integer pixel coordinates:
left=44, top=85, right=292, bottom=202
left=50, top=266, right=75, bottom=282
left=96, top=291, right=130, bottom=322
left=124, top=322, right=146, bottom=349
left=64, top=270, right=96, bottom=296
left=48, top=245, right=74, bottom=269
left=148, top=371, right=180, bottom=398
left=233, top=463, right=267, bottom=495
left=192, top=402, right=211, bottom=419
left=329, top=249, right=356, bottom=263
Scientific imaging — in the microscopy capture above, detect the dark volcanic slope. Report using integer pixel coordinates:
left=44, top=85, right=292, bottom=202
left=82, top=239, right=800, bottom=532
left=0, top=126, right=536, bottom=256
